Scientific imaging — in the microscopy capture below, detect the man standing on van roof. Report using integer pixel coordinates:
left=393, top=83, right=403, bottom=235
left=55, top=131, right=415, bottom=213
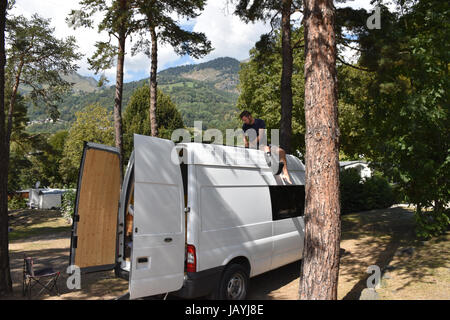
left=239, top=110, right=292, bottom=184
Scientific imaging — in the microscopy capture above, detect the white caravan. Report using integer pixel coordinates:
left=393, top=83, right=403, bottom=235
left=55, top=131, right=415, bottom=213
left=69, top=134, right=306, bottom=300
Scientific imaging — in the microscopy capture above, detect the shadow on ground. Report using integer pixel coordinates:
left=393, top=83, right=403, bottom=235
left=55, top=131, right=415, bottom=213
left=3, top=206, right=449, bottom=300
left=339, top=207, right=449, bottom=299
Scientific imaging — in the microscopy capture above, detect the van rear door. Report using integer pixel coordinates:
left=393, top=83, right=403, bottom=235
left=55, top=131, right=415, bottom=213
left=69, top=142, right=121, bottom=273
left=129, top=135, right=185, bottom=299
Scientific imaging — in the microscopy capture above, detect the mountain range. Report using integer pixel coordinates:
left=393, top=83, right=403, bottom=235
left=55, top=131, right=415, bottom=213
left=26, top=57, right=242, bottom=133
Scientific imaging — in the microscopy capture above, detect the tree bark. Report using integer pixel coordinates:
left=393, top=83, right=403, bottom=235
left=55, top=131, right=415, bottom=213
left=280, top=0, right=293, bottom=154
left=0, top=0, right=13, bottom=296
left=6, top=58, right=23, bottom=145
left=299, top=0, right=341, bottom=300
left=114, top=24, right=125, bottom=177
left=149, top=26, right=158, bottom=137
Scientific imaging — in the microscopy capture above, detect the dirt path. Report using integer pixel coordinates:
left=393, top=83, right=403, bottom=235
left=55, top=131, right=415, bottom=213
left=3, top=207, right=449, bottom=300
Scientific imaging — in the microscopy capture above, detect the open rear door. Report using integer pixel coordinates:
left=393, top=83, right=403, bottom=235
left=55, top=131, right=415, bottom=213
left=69, top=142, right=121, bottom=273
left=129, top=135, right=185, bottom=299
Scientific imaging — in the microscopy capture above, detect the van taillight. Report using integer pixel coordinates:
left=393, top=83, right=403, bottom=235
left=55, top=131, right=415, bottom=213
left=186, top=245, right=196, bottom=273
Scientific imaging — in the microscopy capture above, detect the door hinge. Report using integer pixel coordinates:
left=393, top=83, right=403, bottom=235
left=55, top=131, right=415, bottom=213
left=184, top=207, right=190, bottom=214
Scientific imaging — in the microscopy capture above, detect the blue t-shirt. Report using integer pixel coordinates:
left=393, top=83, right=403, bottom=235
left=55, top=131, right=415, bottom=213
left=242, top=118, right=266, bottom=145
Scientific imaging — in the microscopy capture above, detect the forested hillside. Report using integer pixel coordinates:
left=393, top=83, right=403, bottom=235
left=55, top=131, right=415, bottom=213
left=26, top=57, right=241, bottom=133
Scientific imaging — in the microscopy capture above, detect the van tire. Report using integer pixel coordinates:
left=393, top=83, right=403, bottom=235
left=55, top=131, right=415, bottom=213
left=211, top=264, right=249, bottom=300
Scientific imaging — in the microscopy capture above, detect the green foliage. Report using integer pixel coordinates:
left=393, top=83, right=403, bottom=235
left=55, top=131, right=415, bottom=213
left=8, top=151, right=31, bottom=193
left=60, top=104, right=114, bottom=185
left=8, top=129, right=68, bottom=192
left=339, top=0, right=450, bottom=236
left=340, top=168, right=365, bottom=214
left=5, top=91, right=55, bottom=192
left=4, top=12, right=80, bottom=195
left=415, top=209, right=450, bottom=240
left=61, top=189, right=76, bottom=222
left=26, top=121, right=70, bottom=134
left=133, top=0, right=212, bottom=60
left=161, top=80, right=239, bottom=131
left=123, top=86, right=184, bottom=161
left=7, top=196, right=27, bottom=210
left=337, top=66, right=372, bottom=159
left=6, top=13, right=81, bottom=120
left=340, top=168, right=395, bottom=214
left=67, top=0, right=140, bottom=74
left=237, top=28, right=306, bottom=154
left=26, top=58, right=241, bottom=133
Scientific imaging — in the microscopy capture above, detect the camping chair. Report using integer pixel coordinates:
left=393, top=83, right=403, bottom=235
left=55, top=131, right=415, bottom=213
left=22, top=256, right=60, bottom=299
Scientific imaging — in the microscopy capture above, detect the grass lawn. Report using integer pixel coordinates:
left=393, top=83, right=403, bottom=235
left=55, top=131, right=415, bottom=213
left=338, top=206, right=450, bottom=300
left=8, top=209, right=71, bottom=241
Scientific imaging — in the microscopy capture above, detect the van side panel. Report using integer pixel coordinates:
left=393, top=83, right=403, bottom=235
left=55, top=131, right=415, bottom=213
left=196, top=166, right=274, bottom=277
left=271, top=217, right=304, bottom=270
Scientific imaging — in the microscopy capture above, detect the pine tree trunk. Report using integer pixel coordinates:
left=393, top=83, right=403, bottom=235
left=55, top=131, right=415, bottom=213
left=299, top=0, right=341, bottom=300
left=149, top=26, right=158, bottom=137
left=280, top=0, right=293, bottom=154
left=114, top=28, right=125, bottom=176
left=0, top=0, right=13, bottom=296
left=6, top=59, right=23, bottom=146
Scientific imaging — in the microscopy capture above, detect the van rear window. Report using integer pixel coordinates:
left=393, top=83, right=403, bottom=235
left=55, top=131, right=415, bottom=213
left=269, top=185, right=305, bottom=220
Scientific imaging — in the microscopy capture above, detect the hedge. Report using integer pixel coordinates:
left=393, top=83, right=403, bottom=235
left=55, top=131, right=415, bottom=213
left=340, top=168, right=395, bottom=214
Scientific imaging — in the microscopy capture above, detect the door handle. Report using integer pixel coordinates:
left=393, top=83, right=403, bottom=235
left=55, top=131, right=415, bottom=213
left=137, top=257, right=148, bottom=263
left=164, top=237, right=173, bottom=243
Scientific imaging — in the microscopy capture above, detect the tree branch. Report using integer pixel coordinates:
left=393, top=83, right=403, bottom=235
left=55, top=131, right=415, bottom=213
left=268, top=9, right=282, bottom=35
left=337, top=56, right=371, bottom=72
left=338, top=40, right=366, bottom=53
left=292, top=38, right=304, bottom=51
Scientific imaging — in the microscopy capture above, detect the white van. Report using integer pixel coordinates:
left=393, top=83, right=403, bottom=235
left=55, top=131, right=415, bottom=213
left=69, top=134, right=305, bottom=300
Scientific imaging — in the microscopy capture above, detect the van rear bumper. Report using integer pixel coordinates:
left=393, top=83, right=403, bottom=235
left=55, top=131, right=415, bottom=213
left=173, top=266, right=225, bottom=299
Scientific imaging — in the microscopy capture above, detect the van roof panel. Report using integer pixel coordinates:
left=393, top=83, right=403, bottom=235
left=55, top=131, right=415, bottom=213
left=177, top=143, right=305, bottom=171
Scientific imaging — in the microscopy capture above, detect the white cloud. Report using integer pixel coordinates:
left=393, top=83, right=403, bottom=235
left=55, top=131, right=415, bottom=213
left=9, top=0, right=381, bottom=83
left=10, top=0, right=271, bottom=82
left=9, top=0, right=110, bottom=79
left=192, top=1, right=271, bottom=63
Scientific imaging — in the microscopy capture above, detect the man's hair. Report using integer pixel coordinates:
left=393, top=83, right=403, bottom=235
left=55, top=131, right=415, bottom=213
left=239, top=110, right=252, bottom=119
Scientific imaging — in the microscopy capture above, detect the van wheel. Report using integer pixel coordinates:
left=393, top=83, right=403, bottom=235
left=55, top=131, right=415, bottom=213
left=213, top=264, right=249, bottom=300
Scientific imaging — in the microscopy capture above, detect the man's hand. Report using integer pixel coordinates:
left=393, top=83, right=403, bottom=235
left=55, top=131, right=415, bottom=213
left=244, top=136, right=249, bottom=148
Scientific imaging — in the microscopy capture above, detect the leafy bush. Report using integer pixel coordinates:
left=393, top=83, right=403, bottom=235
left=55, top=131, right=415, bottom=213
left=362, top=173, right=396, bottom=209
left=61, top=189, right=76, bottom=223
left=415, top=208, right=450, bottom=240
left=8, top=196, right=28, bottom=210
left=340, top=168, right=366, bottom=213
left=340, top=168, right=395, bottom=214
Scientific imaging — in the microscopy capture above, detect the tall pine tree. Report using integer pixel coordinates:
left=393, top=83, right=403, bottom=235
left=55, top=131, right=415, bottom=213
left=0, top=11, right=80, bottom=296
left=299, top=0, right=341, bottom=299
left=68, top=0, right=141, bottom=174
left=133, top=0, right=212, bottom=137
